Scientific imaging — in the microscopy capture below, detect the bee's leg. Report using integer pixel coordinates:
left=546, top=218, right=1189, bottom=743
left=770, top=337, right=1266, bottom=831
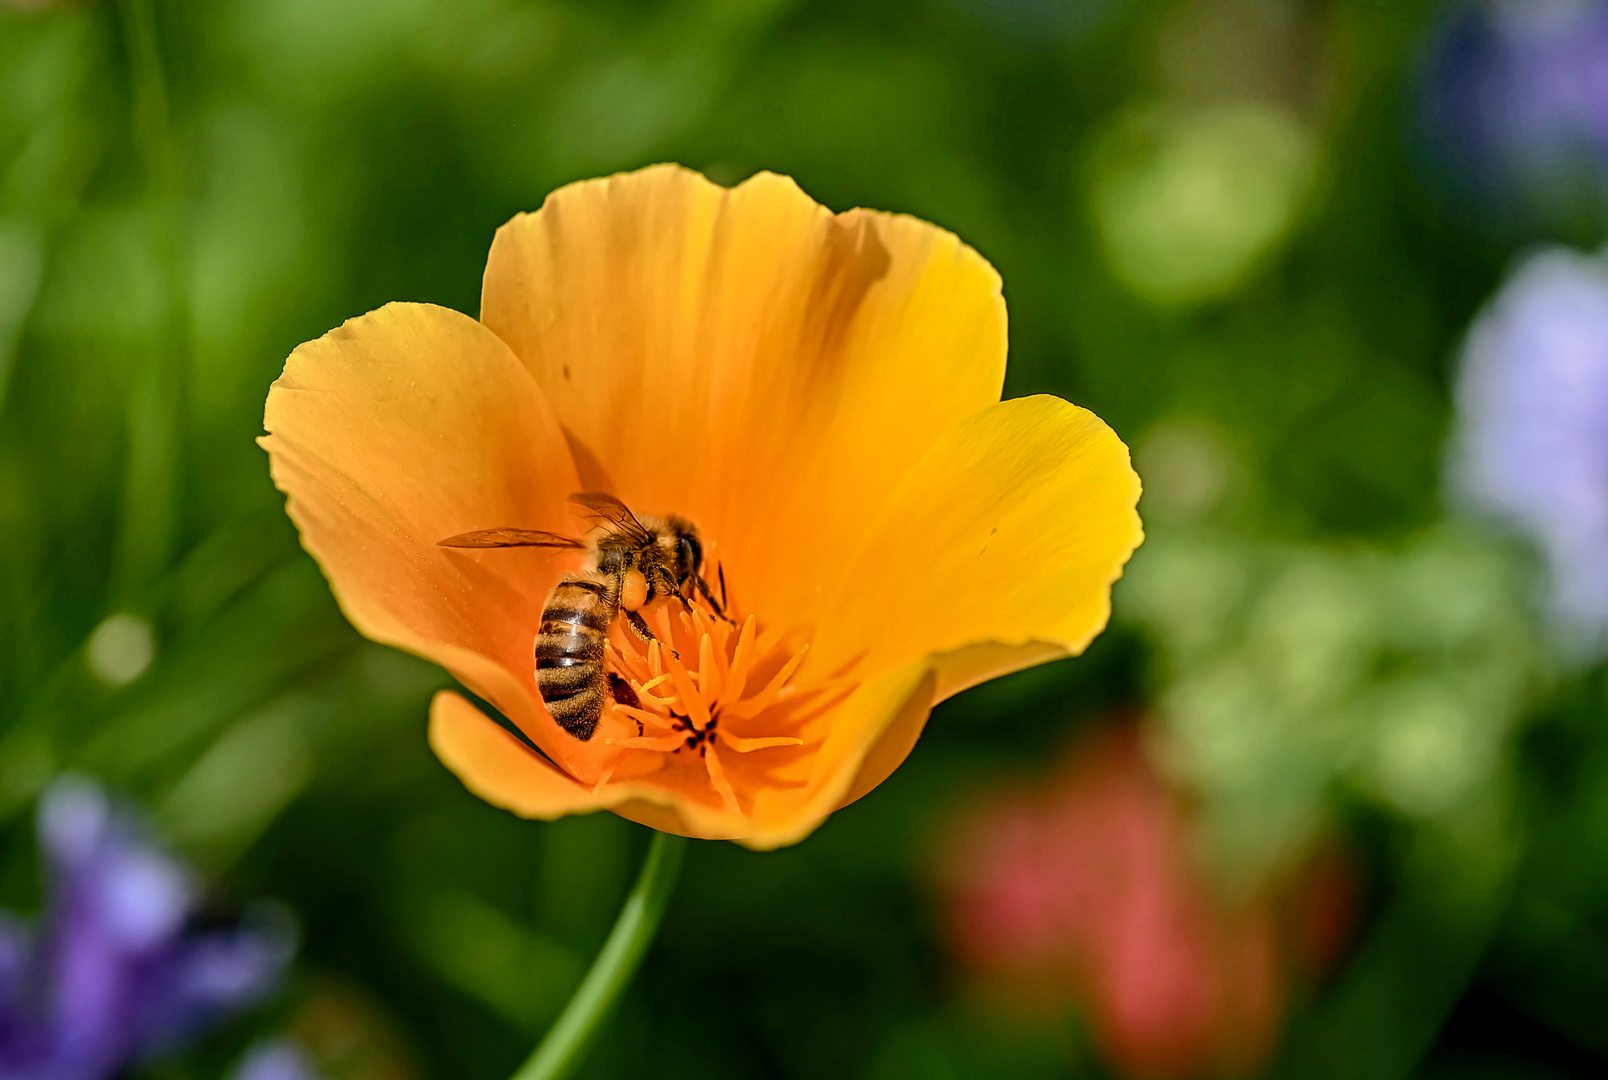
left=691, top=570, right=728, bottom=620
left=624, top=608, right=679, bottom=658
left=616, top=568, right=682, bottom=658
left=624, top=609, right=659, bottom=643
left=654, top=566, right=694, bottom=612
left=653, top=565, right=681, bottom=598
left=606, top=671, right=641, bottom=710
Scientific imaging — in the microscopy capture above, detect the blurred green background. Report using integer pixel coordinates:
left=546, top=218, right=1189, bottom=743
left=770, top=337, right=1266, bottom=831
left=2, top=0, right=1605, bottom=1077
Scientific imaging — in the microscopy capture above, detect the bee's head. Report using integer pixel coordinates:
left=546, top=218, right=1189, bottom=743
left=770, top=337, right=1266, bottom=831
left=666, top=517, right=702, bottom=581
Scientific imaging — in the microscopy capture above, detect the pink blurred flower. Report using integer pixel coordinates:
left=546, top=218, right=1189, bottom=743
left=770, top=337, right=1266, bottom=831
left=938, top=727, right=1352, bottom=1080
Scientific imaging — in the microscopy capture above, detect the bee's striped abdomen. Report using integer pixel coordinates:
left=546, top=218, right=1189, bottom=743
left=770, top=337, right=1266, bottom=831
left=535, top=575, right=614, bottom=740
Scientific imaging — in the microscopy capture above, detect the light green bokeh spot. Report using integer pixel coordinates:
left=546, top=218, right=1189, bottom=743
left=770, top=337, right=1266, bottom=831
left=1088, top=100, right=1320, bottom=308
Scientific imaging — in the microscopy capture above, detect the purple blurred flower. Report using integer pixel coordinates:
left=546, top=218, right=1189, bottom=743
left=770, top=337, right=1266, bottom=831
left=230, top=1039, right=320, bottom=1080
left=1452, top=247, right=1608, bottom=640
left=0, top=777, right=294, bottom=1080
left=1421, top=0, right=1608, bottom=236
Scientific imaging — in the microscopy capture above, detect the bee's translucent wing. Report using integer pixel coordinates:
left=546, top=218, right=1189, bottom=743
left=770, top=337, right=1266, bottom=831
left=569, top=492, right=651, bottom=541
left=437, top=528, right=584, bottom=549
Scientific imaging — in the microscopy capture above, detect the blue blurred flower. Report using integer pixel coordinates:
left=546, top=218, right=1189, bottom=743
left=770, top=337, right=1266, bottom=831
left=0, top=777, right=294, bottom=1080
left=1452, top=247, right=1608, bottom=641
left=1421, top=0, right=1608, bottom=237
left=230, top=1038, right=320, bottom=1080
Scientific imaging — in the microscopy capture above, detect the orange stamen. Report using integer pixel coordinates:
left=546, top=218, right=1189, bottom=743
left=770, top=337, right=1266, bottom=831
left=606, top=734, right=688, bottom=752
left=703, top=739, right=740, bottom=812
left=717, top=732, right=804, bottom=753
left=723, top=644, right=810, bottom=721
left=596, top=565, right=820, bottom=818
left=716, top=616, right=759, bottom=714
left=697, top=633, right=720, bottom=702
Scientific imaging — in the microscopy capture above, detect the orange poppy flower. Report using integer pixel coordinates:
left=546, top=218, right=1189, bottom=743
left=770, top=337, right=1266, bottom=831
left=260, top=165, right=1142, bottom=849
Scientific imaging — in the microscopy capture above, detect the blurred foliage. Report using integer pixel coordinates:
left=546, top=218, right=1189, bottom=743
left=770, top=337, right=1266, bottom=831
left=2, top=0, right=1608, bottom=1077
left=1124, top=515, right=1539, bottom=882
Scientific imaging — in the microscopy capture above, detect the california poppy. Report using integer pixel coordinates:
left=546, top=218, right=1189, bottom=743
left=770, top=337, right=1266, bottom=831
left=261, top=165, right=1142, bottom=849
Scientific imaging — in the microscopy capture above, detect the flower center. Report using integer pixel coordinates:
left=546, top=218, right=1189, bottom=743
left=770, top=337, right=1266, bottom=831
left=590, top=572, right=836, bottom=815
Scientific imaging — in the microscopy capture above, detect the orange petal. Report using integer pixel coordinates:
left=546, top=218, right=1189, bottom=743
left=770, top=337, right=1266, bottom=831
left=480, top=165, right=1007, bottom=630
left=260, top=303, right=594, bottom=771
left=435, top=695, right=771, bottom=844
left=430, top=691, right=732, bottom=837
left=428, top=690, right=604, bottom=818
left=742, top=661, right=937, bottom=850
left=814, top=394, right=1143, bottom=696
left=834, top=666, right=943, bottom=812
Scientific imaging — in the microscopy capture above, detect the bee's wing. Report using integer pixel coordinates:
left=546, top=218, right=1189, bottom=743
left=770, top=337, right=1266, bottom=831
left=569, top=492, right=651, bottom=542
left=437, top=528, right=585, bottom=549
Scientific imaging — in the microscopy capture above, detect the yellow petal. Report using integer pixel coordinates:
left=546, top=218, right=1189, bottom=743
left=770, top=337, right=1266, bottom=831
left=814, top=394, right=1143, bottom=695
left=432, top=689, right=760, bottom=839
left=480, top=164, right=1007, bottom=632
left=429, top=690, right=605, bottom=818
left=741, top=661, right=937, bottom=850
left=260, top=302, right=590, bottom=769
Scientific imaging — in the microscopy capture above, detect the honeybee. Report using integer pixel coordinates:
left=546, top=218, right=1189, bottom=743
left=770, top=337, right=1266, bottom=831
left=438, top=492, right=724, bottom=742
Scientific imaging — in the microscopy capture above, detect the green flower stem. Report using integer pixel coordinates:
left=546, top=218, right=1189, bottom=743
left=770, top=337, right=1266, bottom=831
left=116, top=0, right=188, bottom=597
left=512, top=830, right=689, bottom=1080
